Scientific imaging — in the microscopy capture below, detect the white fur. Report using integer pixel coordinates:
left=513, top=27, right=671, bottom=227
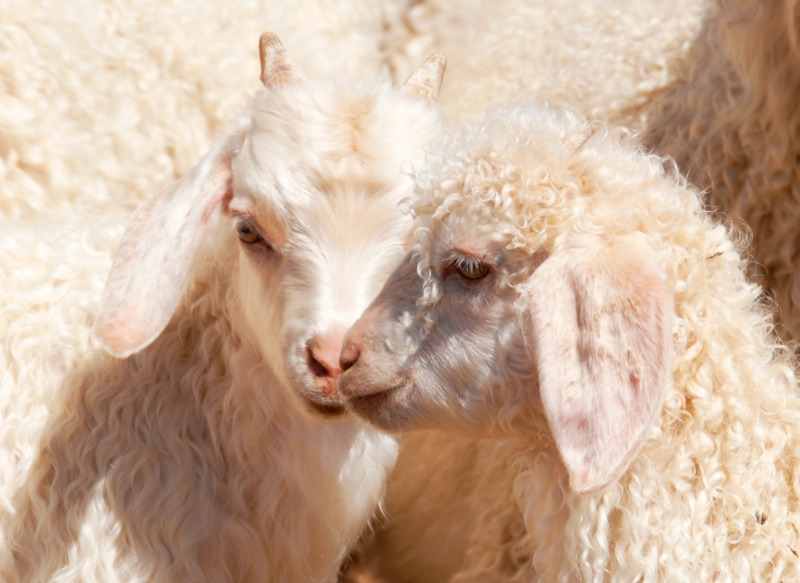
left=0, top=0, right=401, bottom=218
left=340, top=103, right=800, bottom=581
left=385, top=0, right=704, bottom=128
left=0, top=39, right=445, bottom=582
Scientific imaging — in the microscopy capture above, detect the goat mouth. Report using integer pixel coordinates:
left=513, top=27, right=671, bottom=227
left=344, top=383, right=410, bottom=428
left=304, top=396, right=347, bottom=418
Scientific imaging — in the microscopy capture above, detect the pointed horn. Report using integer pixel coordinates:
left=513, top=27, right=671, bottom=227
left=259, top=32, right=298, bottom=88
left=401, top=52, right=446, bottom=101
left=561, top=121, right=603, bottom=153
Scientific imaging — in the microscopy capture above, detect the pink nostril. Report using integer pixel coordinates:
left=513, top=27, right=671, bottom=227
left=306, top=329, right=346, bottom=379
left=307, top=344, right=342, bottom=378
left=307, top=349, right=329, bottom=377
left=339, top=340, right=361, bottom=372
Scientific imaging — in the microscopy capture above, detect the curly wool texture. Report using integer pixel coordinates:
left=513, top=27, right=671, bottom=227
left=0, top=0, right=394, bottom=218
left=368, top=104, right=800, bottom=581
left=642, top=0, right=800, bottom=346
left=388, top=0, right=800, bottom=347
left=0, top=209, right=138, bottom=582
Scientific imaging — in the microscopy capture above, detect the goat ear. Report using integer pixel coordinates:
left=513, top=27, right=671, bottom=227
left=401, top=52, right=446, bottom=101
left=259, top=32, right=300, bottom=88
left=526, top=236, right=673, bottom=494
left=93, top=138, right=234, bottom=358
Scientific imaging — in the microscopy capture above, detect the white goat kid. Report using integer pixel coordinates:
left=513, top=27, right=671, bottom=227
left=339, top=104, right=800, bottom=581
left=0, top=34, right=445, bottom=582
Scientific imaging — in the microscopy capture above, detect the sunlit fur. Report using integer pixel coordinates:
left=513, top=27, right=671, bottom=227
left=0, top=0, right=394, bottom=219
left=0, top=67, right=442, bottom=583
left=385, top=0, right=704, bottom=128
left=388, top=0, right=800, bottom=347
left=342, top=104, right=800, bottom=581
left=643, top=0, right=800, bottom=346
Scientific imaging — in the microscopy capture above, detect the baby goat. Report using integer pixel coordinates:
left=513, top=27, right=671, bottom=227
left=0, top=34, right=444, bottom=582
left=340, top=103, right=800, bottom=581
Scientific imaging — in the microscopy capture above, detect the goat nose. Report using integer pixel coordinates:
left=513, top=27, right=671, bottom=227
left=306, top=332, right=345, bottom=380
left=339, top=339, right=361, bottom=372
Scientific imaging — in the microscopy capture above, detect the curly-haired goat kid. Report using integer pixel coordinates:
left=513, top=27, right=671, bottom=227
left=389, top=0, right=800, bottom=347
left=339, top=103, right=800, bottom=581
left=0, top=34, right=445, bottom=583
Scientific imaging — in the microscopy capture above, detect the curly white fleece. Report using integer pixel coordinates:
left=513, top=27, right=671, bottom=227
left=384, top=0, right=704, bottom=129
left=387, top=0, right=800, bottom=345
left=355, top=103, right=800, bottom=582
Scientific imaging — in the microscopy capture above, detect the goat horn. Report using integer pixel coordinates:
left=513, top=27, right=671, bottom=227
left=259, top=32, right=298, bottom=88
left=561, top=121, right=603, bottom=153
left=401, top=52, right=446, bottom=101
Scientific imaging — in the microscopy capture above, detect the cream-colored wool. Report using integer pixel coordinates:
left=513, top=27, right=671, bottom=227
left=0, top=35, right=446, bottom=582
left=642, top=0, right=800, bottom=345
left=385, top=0, right=704, bottom=128
left=340, top=103, right=800, bottom=581
left=0, top=0, right=397, bottom=218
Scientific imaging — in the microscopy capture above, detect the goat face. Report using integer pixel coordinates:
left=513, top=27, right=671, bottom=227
left=92, top=34, right=445, bottom=420
left=340, top=203, right=674, bottom=491
left=230, top=80, right=443, bottom=417
left=340, top=104, right=675, bottom=492
left=339, top=220, right=528, bottom=433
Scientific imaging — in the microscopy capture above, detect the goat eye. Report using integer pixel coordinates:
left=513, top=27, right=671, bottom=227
left=452, top=254, right=490, bottom=281
left=235, top=217, right=264, bottom=245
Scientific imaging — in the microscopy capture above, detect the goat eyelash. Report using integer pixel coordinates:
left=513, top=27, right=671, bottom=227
left=448, top=251, right=491, bottom=281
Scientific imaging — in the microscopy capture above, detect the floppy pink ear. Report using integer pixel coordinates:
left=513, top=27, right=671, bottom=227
left=93, top=137, right=234, bottom=358
left=526, top=236, right=673, bottom=494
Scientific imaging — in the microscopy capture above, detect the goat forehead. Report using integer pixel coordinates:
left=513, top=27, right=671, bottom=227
left=290, top=190, right=409, bottom=268
left=259, top=184, right=408, bottom=302
left=234, top=136, right=417, bottom=216
left=416, top=214, right=511, bottom=265
left=253, top=84, right=440, bottom=181
left=248, top=90, right=425, bottom=175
